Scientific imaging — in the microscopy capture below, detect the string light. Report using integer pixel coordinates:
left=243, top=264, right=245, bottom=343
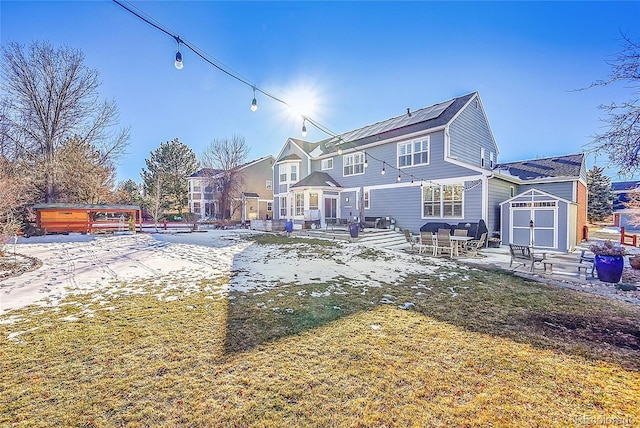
left=411, top=175, right=414, bottom=184
left=112, top=0, right=475, bottom=192
left=251, top=86, right=258, bottom=112
left=174, top=36, right=183, bottom=69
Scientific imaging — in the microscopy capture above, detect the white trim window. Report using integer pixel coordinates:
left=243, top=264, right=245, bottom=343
left=280, top=196, right=287, bottom=217
left=266, top=180, right=272, bottom=190
left=363, top=190, right=370, bottom=209
left=279, top=165, right=287, bottom=183
left=309, top=193, right=319, bottom=210
left=489, top=152, right=495, bottom=168
left=321, top=158, right=333, bottom=171
left=481, top=148, right=486, bottom=168
left=295, top=193, right=304, bottom=216
left=290, top=165, right=298, bottom=182
left=422, top=184, right=463, bottom=218
left=343, top=152, right=365, bottom=176
left=398, top=138, right=430, bottom=168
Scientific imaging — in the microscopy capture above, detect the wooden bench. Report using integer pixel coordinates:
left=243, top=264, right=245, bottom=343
left=509, top=244, right=546, bottom=272
left=542, top=260, right=592, bottom=280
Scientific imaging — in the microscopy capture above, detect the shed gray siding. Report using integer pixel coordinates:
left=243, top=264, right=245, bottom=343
left=448, top=97, right=496, bottom=169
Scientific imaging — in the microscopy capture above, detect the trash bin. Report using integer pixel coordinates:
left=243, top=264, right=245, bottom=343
left=349, top=223, right=359, bottom=238
left=285, top=220, right=293, bottom=233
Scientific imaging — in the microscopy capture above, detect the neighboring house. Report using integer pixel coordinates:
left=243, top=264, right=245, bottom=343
left=494, top=154, right=587, bottom=252
left=188, top=155, right=274, bottom=222
left=272, top=91, right=587, bottom=252
left=612, top=181, right=640, bottom=229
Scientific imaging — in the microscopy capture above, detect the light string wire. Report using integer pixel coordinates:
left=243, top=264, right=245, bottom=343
left=112, top=0, right=449, bottom=188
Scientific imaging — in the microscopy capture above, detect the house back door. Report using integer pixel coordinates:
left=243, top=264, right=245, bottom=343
left=324, top=197, right=337, bottom=224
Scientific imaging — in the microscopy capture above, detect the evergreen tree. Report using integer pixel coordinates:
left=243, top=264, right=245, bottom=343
left=113, top=179, right=143, bottom=205
left=141, top=138, right=198, bottom=215
left=587, top=166, right=614, bottom=222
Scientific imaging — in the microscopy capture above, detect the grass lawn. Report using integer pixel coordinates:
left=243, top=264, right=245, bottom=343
left=1, top=234, right=639, bottom=427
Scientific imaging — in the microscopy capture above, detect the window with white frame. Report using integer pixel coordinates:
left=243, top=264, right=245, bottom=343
left=481, top=147, right=486, bottom=168
left=489, top=152, right=495, bottom=168
left=267, top=201, right=273, bottom=212
left=290, top=165, right=298, bottom=182
left=279, top=165, right=287, bottom=183
left=363, top=190, right=370, bottom=209
left=295, top=193, right=304, bottom=216
left=321, top=158, right=333, bottom=170
left=280, top=196, right=287, bottom=217
left=422, top=184, right=463, bottom=218
left=397, top=138, right=429, bottom=168
left=309, top=193, right=319, bottom=210
left=266, top=180, right=272, bottom=190
left=343, top=152, right=365, bottom=176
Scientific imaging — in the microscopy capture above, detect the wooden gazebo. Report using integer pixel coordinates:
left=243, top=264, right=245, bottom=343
left=32, top=203, right=142, bottom=234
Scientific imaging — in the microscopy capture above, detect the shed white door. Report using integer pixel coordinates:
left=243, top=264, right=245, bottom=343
left=510, top=203, right=557, bottom=248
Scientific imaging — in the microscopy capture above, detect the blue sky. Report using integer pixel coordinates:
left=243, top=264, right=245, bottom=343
left=2, top=1, right=639, bottom=183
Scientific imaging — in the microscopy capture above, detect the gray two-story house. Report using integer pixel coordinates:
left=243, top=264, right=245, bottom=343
left=273, top=92, right=587, bottom=252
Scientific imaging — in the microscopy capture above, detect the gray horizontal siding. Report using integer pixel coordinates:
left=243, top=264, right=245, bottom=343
left=448, top=97, right=496, bottom=169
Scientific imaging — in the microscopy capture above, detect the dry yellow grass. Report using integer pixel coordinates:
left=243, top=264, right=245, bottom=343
left=1, top=234, right=639, bottom=426
left=1, top=291, right=638, bottom=427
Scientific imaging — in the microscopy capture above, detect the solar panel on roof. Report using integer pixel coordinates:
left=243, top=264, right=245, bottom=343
left=328, top=99, right=454, bottom=144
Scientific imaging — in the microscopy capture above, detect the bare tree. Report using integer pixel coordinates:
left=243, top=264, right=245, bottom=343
left=142, top=174, right=168, bottom=232
left=201, top=135, right=250, bottom=220
left=580, top=35, right=640, bottom=175
left=0, top=40, right=129, bottom=203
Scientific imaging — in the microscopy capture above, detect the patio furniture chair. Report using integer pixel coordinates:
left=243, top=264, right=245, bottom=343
left=403, top=229, right=417, bottom=252
left=435, top=232, right=456, bottom=257
left=465, top=232, right=487, bottom=257
left=419, top=231, right=437, bottom=256
left=453, top=229, right=468, bottom=236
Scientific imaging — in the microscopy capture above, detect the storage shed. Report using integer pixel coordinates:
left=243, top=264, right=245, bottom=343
left=32, top=203, right=142, bottom=234
left=500, top=189, right=576, bottom=252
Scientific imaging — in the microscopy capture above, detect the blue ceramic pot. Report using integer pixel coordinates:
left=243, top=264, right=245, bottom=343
left=594, top=254, right=624, bottom=283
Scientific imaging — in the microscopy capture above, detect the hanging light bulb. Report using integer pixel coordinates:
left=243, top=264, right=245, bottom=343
left=411, top=175, right=414, bottom=184
left=337, top=144, right=343, bottom=155
left=381, top=162, right=386, bottom=175
left=174, top=37, right=184, bottom=70
left=397, top=172, right=402, bottom=182
left=364, top=153, right=368, bottom=168
left=251, top=86, right=258, bottom=112
left=301, top=119, right=307, bottom=137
